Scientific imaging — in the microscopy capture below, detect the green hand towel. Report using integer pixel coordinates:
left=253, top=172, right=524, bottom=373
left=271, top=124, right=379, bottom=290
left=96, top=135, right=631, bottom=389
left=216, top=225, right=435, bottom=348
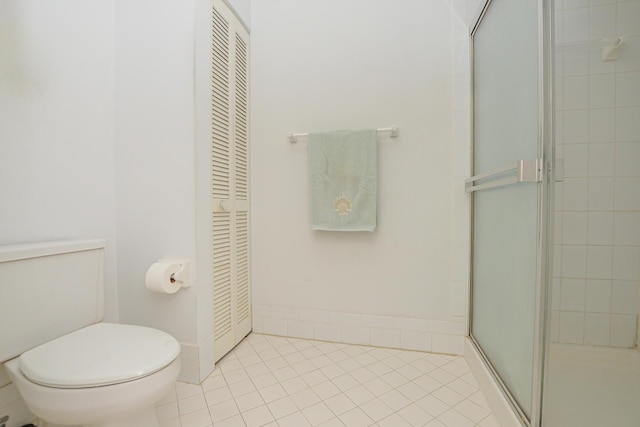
left=308, top=129, right=377, bottom=231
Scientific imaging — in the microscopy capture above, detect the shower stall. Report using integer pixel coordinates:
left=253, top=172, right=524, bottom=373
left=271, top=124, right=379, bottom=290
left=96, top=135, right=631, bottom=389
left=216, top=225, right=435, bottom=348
left=467, top=0, right=640, bottom=426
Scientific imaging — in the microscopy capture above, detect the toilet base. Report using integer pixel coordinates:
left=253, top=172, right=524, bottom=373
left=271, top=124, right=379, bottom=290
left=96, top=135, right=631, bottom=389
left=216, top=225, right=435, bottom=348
left=37, top=407, right=158, bottom=427
left=84, top=406, right=158, bottom=427
left=4, top=357, right=179, bottom=427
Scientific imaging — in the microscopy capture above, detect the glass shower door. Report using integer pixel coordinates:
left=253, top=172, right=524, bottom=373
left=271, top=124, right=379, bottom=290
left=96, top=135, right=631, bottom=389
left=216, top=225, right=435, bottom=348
left=468, top=0, right=551, bottom=424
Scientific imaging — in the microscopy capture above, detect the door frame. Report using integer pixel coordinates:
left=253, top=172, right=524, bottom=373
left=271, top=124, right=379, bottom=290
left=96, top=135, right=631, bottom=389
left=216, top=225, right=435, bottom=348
left=466, top=1, right=555, bottom=426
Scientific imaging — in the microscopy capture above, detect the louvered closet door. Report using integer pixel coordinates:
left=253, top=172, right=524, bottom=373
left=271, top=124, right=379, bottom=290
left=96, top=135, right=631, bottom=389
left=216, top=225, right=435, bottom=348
left=233, top=28, right=251, bottom=347
left=211, top=0, right=251, bottom=363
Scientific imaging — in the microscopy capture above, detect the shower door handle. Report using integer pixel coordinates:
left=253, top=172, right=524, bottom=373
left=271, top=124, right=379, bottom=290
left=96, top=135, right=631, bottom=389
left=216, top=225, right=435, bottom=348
left=465, top=158, right=543, bottom=193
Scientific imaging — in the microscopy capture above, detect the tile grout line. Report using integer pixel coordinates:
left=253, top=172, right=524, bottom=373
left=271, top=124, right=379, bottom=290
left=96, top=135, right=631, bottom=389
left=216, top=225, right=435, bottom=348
left=159, top=333, right=497, bottom=427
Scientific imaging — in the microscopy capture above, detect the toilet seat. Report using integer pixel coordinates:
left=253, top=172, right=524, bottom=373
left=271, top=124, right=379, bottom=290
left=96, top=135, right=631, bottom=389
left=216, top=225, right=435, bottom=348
left=18, top=323, right=181, bottom=388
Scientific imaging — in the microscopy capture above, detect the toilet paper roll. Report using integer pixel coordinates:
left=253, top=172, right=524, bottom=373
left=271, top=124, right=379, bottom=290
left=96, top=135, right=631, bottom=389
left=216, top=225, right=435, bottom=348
left=145, top=262, right=182, bottom=294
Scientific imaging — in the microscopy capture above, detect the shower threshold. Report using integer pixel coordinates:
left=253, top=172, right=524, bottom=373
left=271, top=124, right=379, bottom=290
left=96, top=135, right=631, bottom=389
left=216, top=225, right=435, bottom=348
left=544, top=344, right=640, bottom=427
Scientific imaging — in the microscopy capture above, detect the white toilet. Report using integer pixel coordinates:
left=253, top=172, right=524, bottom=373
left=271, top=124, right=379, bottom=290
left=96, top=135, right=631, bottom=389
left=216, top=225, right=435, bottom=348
left=0, top=240, right=181, bottom=427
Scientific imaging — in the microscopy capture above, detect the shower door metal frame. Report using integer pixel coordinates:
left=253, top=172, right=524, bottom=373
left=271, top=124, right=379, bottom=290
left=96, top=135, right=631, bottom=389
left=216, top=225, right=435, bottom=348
left=467, top=0, right=555, bottom=426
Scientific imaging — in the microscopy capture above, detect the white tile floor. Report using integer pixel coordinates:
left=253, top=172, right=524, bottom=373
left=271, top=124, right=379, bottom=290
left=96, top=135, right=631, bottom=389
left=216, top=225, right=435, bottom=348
left=155, top=333, right=500, bottom=427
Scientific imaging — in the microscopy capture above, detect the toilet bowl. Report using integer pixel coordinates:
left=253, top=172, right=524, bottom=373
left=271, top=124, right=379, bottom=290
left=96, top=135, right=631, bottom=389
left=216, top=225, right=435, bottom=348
left=0, top=239, right=184, bottom=427
left=4, top=323, right=181, bottom=427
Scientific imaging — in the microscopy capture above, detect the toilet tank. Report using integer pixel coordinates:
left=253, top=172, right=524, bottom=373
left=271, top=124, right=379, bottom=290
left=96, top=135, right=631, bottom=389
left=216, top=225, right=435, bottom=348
left=0, top=239, right=106, bottom=363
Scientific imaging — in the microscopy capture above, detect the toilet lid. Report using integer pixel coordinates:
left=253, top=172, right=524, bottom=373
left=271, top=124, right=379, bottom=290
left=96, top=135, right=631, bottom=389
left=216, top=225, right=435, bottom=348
left=19, top=323, right=181, bottom=388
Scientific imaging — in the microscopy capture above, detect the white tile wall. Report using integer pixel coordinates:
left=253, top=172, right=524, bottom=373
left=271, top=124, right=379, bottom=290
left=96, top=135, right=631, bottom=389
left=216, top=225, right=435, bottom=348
left=254, top=305, right=467, bottom=356
left=553, top=0, right=640, bottom=348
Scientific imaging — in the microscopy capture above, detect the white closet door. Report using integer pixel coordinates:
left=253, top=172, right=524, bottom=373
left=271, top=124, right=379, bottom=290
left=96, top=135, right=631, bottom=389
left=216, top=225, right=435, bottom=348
left=211, top=0, right=251, bottom=363
left=233, top=27, right=251, bottom=345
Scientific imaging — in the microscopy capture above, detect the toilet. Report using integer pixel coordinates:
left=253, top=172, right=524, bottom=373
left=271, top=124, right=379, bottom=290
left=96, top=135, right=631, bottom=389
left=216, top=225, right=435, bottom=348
left=0, top=240, right=181, bottom=427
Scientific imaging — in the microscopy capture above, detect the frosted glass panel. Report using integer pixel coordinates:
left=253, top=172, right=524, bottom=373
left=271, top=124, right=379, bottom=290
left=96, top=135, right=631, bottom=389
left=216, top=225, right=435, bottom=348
left=473, top=186, right=538, bottom=416
left=474, top=0, right=539, bottom=174
left=471, top=0, right=540, bottom=419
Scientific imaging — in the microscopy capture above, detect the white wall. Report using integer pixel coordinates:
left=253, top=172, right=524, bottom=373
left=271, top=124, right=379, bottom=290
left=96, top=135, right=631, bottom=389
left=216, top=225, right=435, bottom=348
left=114, top=0, right=196, bottom=341
left=250, top=0, right=464, bottom=353
left=447, top=0, right=484, bottom=323
left=0, top=0, right=118, bottom=319
left=0, top=1, right=117, bottom=425
left=114, top=0, right=216, bottom=383
left=226, top=0, right=251, bottom=29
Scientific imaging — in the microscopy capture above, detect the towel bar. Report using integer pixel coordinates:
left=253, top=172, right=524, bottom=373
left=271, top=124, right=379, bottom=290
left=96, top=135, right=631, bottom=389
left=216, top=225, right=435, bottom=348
left=288, top=126, right=399, bottom=143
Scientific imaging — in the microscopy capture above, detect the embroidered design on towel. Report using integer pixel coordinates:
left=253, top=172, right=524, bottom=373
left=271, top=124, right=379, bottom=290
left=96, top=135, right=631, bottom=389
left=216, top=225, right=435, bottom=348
left=333, top=196, right=352, bottom=215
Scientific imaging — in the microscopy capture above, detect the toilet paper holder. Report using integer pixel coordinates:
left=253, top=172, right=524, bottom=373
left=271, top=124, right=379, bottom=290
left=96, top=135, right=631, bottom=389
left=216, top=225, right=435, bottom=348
left=159, top=258, right=192, bottom=288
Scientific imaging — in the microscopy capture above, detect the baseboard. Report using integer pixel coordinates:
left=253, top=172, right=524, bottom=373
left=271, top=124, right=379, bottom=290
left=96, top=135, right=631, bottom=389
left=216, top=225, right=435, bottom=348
left=178, top=336, right=215, bottom=384
left=253, top=305, right=467, bottom=355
